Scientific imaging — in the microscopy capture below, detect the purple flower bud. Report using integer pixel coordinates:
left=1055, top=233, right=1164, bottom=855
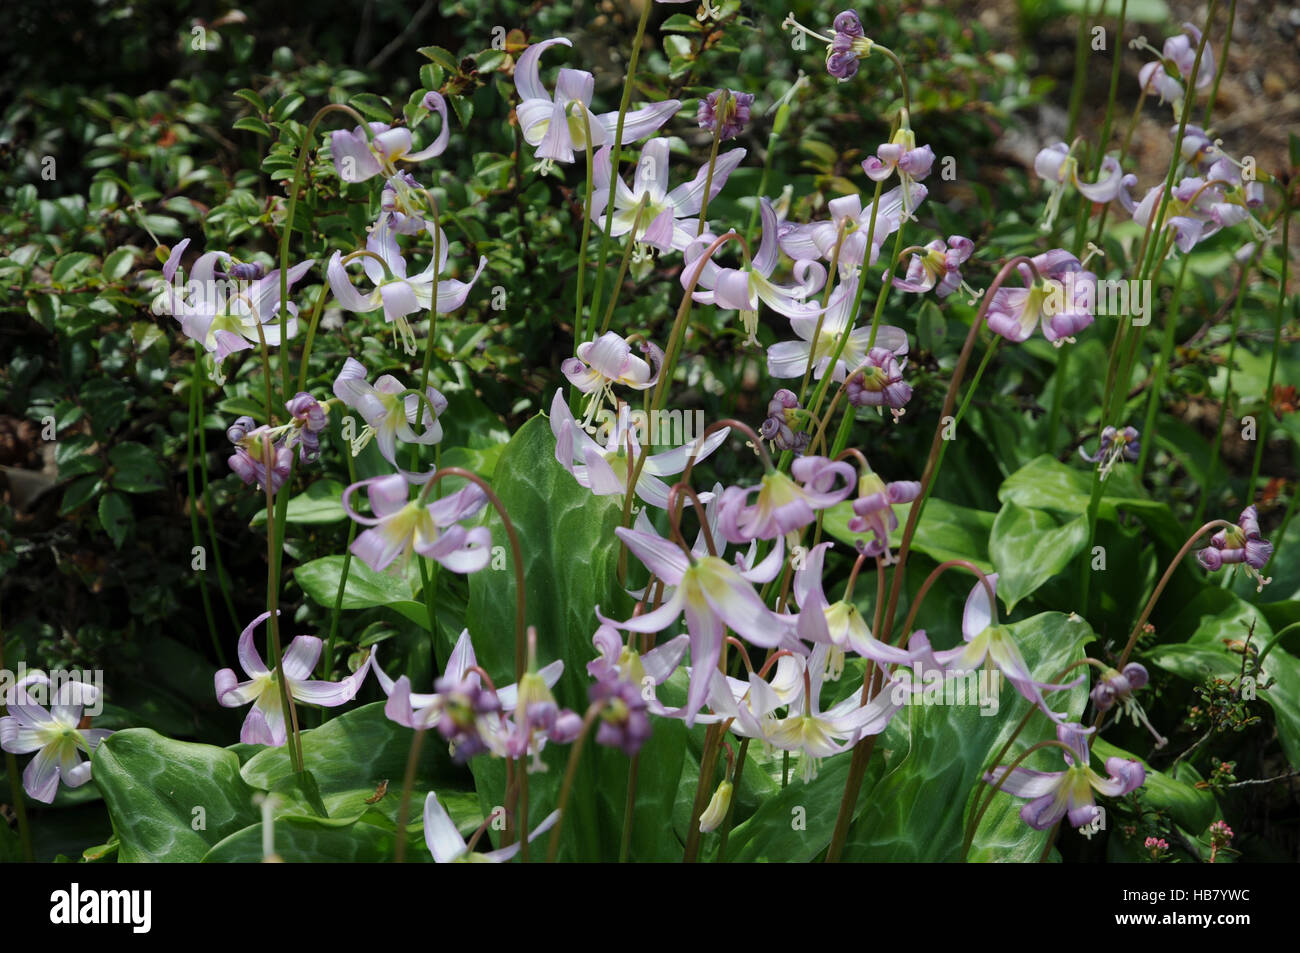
left=1198, top=504, right=1273, bottom=589
left=226, top=415, right=256, bottom=445
left=759, top=389, right=810, bottom=453
left=590, top=677, right=652, bottom=758
left=227, top=426, right=293, bottom=494
left=221, top=261, right=266, bottom=281
left=845, top=348, right=912, bottom=417
left=833, top=11, right=864, bottom=36
left=698, top=89, right=755, bottom=141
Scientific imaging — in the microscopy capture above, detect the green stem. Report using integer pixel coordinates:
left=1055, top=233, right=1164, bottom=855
left=1249, top=208, right=1290, bottom=500
left=1203, top=0, right=1236, bottom=126
left=573, top=104, right=597, bottom=351
left=547, top=703, right=605, bottom=862
left=599, top=195, right=651, bottom=336
left=618, top=754, right=640, bottom=863
left=261, top=442, right=303, bottom=774
left=393, top=728, right=426, bottom=863
left=0, top=625, right=34, bottom=862
left=589, top=0, right=654, bottom=324
left=320, top=438, right=359, bottom=687
left=186, top=347, right=225, bottom=665
left=1065, top=0, right=1094, bottom=142
left=195, top=360, right=239, bottom=632
left=1135, top=252, right=1193, bottom=478
left=696, top=91, right=728, bottom=231
left=278, top=103, right=372, bottom=408
left=1196, top=254, right=1255, bottom=525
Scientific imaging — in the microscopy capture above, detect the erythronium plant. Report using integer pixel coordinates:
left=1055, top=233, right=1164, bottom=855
left=89, top=0, right=1290, bottom=867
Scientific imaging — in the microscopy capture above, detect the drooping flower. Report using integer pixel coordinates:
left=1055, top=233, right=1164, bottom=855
left=716, top=455, right=855, bottom=544
left=862, top=126, right=934, bottom=218
left=1091, top=661, right=1166, bottom=748
left=327, top=213, right=486, bottom=356
left=758, top=388, right=810, bottom=454
left=844, top=346, right=912, bottom=422
left=592, top=138, right=746, bottom=255
left=513, top=38, right=680, bottom=168
left=845, top=467, right=921, bottom=563
left=684, top=200, right=827, bottom=346
left=1034, top=142, right=1129, bottom=230
left=1078, top=425, right=1140, bottom=479
left=215, top=612, right=372, bottom=747
left=226, top=419, right=294, bottom=494
left=501, top=638, right=584, bottom=772
left=793, top=542, right=926, bottom=669
left=766, top=276, right=910, bottom=383
left=549, top=390, right=728, bottom=510
left=374, top=629, right=561, bottom=747
left=157, top=240, right=314, bottom=383
left=778, top=185, right=926, bottom=275
left=341, top=474, right=491, bottom=575
left=0, top=672, right=111, bottom=804
left=285, top=392, right=329, bottom=463
left=588, top=676, right=652, bottom=758
left=721, top=643, right=904, bottom=782
left=332, top=357, right=446, bottom=479
left=423, top=791, right=558, bottom=863
left=1197, top=505, right=1273, bottom=590
left=984, top=722, right=1145, bottom=831
left=892, top=235, right=976, bottom=300
left=911, top=574, right=1084, bottom=721
left=697, top=89, right=754, bottom=140
left=1135, top=23, right=1215, bottom=108
left=985, top=249, right=1096, bottom=346
left=781, top=11, right=876, bottom=82
left=561, top=332, right=662, bottom=427
left=330, top=91, right=450, bottom=183
left=599, top=524, right=797, bottom=725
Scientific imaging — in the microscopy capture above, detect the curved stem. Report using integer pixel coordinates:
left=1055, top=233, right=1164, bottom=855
left=650, top=232, right=750, bottom=414
left=879, top=257, right=1035, bottom=647
left=599, top=195, right=652, bottom=335
left=961, top=740, right=1078, bottom=861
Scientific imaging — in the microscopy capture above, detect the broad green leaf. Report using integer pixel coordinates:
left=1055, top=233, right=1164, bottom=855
left=999, top=454, right=1184, bottom=550
left=240, top=702, right=467, bottom=822
left=94, top=729, right=260, bottom=862
left=101, top=247, right=137, bottom=281
left=1092, top=738, right=1216, bottom=833
left=98, top=491, right=132, bottom=549
left=843, top=612, right=1094, bottom=861
left=823, top=496, right=995, bottom=573
left=203, top=814, right=429, bottom=862
left=294, top=555, right=431, bottom=630
left=989, top=501, right=1089, bottom=611
left=466, top=414, right=660, bottom=861
left=1149, top=589, right=1300, bottom=767
left=107, top=442, right=166, bottom=494
left=51, top=252, right=97, bottom=285
left=251, top=479, right=346, bottom=525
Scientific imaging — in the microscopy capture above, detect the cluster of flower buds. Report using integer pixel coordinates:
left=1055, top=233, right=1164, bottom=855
left=759, top=389, right=810, bottom=453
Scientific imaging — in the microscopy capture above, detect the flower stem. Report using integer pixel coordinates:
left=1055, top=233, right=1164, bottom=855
left=393, top=727, right=426, bottom=863
left=320, top=438, right=359, bottom=688
left=547, top=702, right=605, bottom=862
left=186, top=347, right=226, bottom=666
left=618, top=754, right=640, bottom=863
left=261, top=440, right=303, bottom=774
left=0, top=626, right=34, bottom=862
left=1135, top=251, right=1192, bottom=478
left=696, top=90, right=728, bottom=231
left=277, top=103, right=371, bottom=407
left=598, top=195, right=651, bottom=336
left=589, top=0, right=654, bottom=324
left=1248, top=207, right=1290, bottom=501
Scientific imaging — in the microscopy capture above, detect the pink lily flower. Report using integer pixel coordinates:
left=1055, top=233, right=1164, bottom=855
left=549, top=390, right=728, bottom=510
left=332, top=357, right=446, bottom=479
left=330, top=91, right=450, bottom=183
left=591, top=139, right=746, bottom=254
left=985, top=722, right=1145, bottom=830
left=327, top=213, right=486, bottom=356
left=341, top=474, right=491, bottom=575
left=716, top=455, right=855, bottom=543
left=513, top=38, right=679, bottom=167
left=424, top=791, right=558, bottom=863
left=0, top=672, right=111, bottom=804
left=215, top=612, right=372, bottom=747
left=599, top=525, right=797, bottom=725
left=766, top=275, right=910, bottom=383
